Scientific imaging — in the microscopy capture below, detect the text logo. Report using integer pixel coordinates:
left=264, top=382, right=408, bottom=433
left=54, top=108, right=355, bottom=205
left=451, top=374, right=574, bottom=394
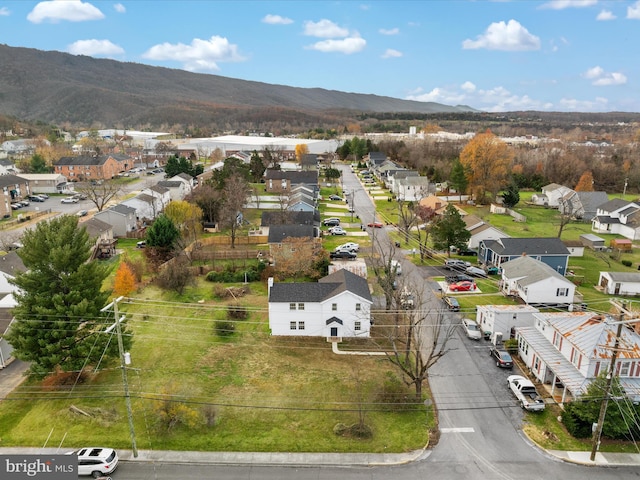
left=1, top=455, right=77, bottom=479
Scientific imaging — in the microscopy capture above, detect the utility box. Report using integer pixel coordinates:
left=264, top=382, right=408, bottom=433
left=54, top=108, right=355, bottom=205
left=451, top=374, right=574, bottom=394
left=492, top=331, right=503, bottom=346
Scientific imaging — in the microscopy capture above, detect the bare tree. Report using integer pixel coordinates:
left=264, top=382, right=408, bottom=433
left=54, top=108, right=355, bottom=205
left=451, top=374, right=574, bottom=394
left=76, top=180, right=121, bottom=212
left=374, top=286, right=457, bottom=399
left=219, top=173, right=251, bottom=248
left=397, top=200, right=418, bottom=246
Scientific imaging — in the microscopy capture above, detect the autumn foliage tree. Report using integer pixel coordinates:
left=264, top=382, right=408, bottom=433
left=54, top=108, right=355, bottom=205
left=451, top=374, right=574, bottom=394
left=271, top=237, right=325, bottom=280
left=575, top=171, right=595, bottom=191
left=295, top=143, right=309, bottom=162
left=113, top=261, right=136, bottom=297
left=460, top=130, right=514, bottom=204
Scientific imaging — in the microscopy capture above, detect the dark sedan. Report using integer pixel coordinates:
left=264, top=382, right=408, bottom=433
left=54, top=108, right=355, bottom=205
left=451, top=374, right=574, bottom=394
left=490, top=347, right=514, bottom=369
left=329, top=250, right=357, bottom=260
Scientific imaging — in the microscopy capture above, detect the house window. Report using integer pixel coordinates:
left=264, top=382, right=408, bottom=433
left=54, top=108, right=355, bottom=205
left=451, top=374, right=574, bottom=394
left=298, top=303, right=304, bottom=310
left=553, top=332, right=561, bottom=349
left=298, top=321, right=305, bottom=330
left=290, top=303, right=296, bottom=310
left=332, top=303, right=337, bottom=311
left=355, top=321, right=361, bottom=331
left=620, top=361, right=631, bottom=377
left=355, top=303, right=361, bottom=311
left=290, top=321, right=297, bottom=330
left=556, top=288, right=569, bottom=297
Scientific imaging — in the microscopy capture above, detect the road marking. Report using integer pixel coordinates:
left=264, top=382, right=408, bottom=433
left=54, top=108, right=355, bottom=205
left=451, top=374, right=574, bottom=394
left=440, top=427, right=475, bottom=433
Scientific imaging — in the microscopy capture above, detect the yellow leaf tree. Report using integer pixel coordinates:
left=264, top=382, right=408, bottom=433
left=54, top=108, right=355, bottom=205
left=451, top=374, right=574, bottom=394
left=295, top=143, right=309, bottom=162
left=164, top=200, right=203, bottom=244
left=113, top=261, right=136, bottom=297
left=459, top=130, right=514, bottom=205
left=574, top=171, right=594, bottom=191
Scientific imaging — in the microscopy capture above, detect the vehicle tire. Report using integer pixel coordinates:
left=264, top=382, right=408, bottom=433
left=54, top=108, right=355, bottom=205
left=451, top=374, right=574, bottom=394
left=520, top=401, right=525, bottom=409
left=91, top=471, right=102, bottom=478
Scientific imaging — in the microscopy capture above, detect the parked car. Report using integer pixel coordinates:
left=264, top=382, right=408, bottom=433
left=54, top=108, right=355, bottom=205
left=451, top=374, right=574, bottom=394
left=10, top=203, right=21, bottom=210
left=330, top=250, right=357, bottom=260
left=445, top=274, right=474, bottom=284
left=323, top=218, right=340, bottom=226
left=28, top=195, right=45, bottom=202
left=466, top=266, right=488, bottom=278
left=37, top=193, right=49, bottom=199
left=328, top=194, right=343, bottom=201
left=507, top=375, right=545, bottom=411
left=462, top=318, right=482, bottom=340
left=367, top=221, right=383, bottom=228
left=19, top=199, right=29, bottom=206
left=449, top=280, right=476, bottom=292
left=337, top=242, right=359, bottom=252
left=490, top=347, right=514, bottom=368
left=136, top=241, right=146, bottom=248
left=329, top=226, right=347, bottom=235
left=72, top=447, right=119, bottom=478
left=76, top=210, right=88, bottom=217
left=61, top=197, right=78, bottom=204
left=444, top=259, right=471, bottom=271
left=486, top=266, right=501, bottom=275
left=73, top=193, right=88, bottom=200
left=443, top=296, right=460, bottom=311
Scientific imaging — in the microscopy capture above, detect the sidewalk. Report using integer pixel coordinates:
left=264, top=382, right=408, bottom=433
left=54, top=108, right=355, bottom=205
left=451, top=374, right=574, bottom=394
left=1, top=447, right=639, bottom=467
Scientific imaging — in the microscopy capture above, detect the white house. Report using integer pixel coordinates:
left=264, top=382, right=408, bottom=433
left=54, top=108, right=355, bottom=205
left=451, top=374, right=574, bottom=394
left=268, top=269, right=372, bottom=338
left=500, top=256, right=576, bottom=306
left=167, top=173, right=196, bottom=193
left=475, top=305, right=539, bottom=339
left=591, top=198, right=640, bottom=241
left=462, top=215, right=510, bottom=250
left=598, top=272, right=640, bottom=296
left=17, top=173, right=68, bottom=194
left=121, top=193, right=165, bottom=221
left=0, top=296, right=15, bottom=368
left=517, top=312, right=640, bottom=403
left=531, top=183, right=573, bottom=207
left=394, top=176, right=434, bottom=202
left=157, top=181, right=189, bottom=201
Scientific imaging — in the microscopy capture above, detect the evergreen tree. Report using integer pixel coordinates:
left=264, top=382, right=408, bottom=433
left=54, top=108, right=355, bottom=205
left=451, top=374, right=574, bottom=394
left=30, top=153, right=50, bottom=173
left=249, top=150, right=266, bottom=182
left=144, top=214, right=180, bottom=266
left=6, top=216, right=127, bottom=378
left=502, top=183, right=520, bottom=208
left=449, top=159, right=468, bottom=201
left=431, top=204, right=471, bottom=255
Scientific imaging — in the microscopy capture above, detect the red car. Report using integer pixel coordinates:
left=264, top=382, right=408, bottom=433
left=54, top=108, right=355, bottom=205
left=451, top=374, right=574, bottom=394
left=449, top=280, right=476, bottom=292
left=367, top=221, right=383, bottom=228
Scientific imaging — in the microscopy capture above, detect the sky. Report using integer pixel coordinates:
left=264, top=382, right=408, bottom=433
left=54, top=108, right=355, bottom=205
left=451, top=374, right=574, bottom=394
left=0, top=0, right=639, bottom=113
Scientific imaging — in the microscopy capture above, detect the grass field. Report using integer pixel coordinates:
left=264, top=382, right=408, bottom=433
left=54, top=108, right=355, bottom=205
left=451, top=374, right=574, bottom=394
left=0, top=279, right=430, bottom=453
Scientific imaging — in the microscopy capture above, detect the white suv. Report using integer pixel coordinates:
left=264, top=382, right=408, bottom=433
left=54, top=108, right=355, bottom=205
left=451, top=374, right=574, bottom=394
left=74, top=447, right=119, bottom=477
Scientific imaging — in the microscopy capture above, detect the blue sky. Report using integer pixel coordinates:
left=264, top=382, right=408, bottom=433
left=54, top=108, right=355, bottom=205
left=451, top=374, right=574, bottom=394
left=1, top=0, right=639, bottom=113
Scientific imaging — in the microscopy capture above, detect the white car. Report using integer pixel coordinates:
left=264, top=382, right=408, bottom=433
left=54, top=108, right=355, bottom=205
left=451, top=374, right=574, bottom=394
left=61, top=197, right=78, bottom=204
left=329, top=226, right=347, bottom=235
left=72, top=447, right=119, bottom=477
left=462, top=318, right=482, bottom=340
left=338, top=242, right=359, bottom=252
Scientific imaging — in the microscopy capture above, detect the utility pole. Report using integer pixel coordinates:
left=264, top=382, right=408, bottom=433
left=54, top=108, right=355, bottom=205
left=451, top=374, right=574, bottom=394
left=590, top=314, right=624, bottom=462
left=104, top=297, right=138, bottom=457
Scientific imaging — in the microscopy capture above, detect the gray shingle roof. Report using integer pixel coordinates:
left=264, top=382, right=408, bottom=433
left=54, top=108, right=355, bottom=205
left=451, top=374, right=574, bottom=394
left=603, top=272, right=640, bottom=283
left=0, top=251, right=26, bottom=276
left=501, top=256, right=571, bottom=286
left=269, top=268, right=372, bottom=303
left=484, top=237, right=570, bottom=256
left=0, top=174, right=27, bottom=188
left=267, top=224, right=316, bottom=243
left=55, top=154, right=131, bottom=166
left=598, top=198, right=633, bottom=213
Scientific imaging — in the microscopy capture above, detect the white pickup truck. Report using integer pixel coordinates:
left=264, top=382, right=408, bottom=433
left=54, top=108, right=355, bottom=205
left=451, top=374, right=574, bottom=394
left=507, top=375, right=545, bottom=412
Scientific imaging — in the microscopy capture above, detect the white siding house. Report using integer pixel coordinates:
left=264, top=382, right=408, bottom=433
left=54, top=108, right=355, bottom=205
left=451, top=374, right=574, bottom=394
left=475, top=305, right=539, bottom=339
left=500, top=256, right=576, bottom=306
left=517, top=312, right=640, bottom=402
left=598, top=272, right=640, bottom=296
left=16, top=173, right=68, bottom=194
left=268, top=269, right=372, bottom=338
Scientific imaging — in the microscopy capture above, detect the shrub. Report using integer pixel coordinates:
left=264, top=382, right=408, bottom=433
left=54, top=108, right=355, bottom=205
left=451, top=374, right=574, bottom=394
left=228, top=304, right=249, bottom=320
left=622, top=259, right=632, bottom=267
left=376, top=372, right=414, bottom=411
left=215, top=320, right=235, bottom=337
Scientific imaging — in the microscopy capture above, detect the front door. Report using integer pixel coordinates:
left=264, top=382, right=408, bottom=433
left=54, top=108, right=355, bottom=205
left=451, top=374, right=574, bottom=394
left=330, top=327, right=338, bottom=337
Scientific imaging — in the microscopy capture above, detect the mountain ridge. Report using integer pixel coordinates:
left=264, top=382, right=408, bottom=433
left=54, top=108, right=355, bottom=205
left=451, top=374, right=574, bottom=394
left=0, top=44, right=475, bottom=129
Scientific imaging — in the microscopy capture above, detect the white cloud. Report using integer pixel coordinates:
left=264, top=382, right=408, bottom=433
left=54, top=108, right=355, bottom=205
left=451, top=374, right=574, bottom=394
left=262, top=14, right=293, bottom=25
left=27, top=0, right=104, bottom=23
left=596, top=9, right=615, bottom=20
left=142, top=36, right=246, bottom=71
left=559, top=97, right=608, bottom=110
left=628, top=1, right=640, bottom=19
left=306, top=36, right=366, bottom=54
left=462, top=19, right=541, bottom=51
left=67, top=39, right=124, bottom=57
left=583, top=66, right=627, bottom=85
left=379, top=27, right=399, bottom=35
left=114, top=3, right=125, bottom=13
left=303, top=19, right=349, bottom=38
left=405, top=83, right=551, bottom=112
left=0, top=7, right=10, bottom=16
left=461, top=81, right=476, bottom=93
left=540, top=0, right=597, bottom=10
left=381, top=48, right=402, bottom=59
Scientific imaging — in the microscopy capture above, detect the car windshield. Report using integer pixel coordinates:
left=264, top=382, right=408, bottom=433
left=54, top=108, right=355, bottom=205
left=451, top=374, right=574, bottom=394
left=500, top=352, right=512, bottom=361
left=467, top=323, right=479, bottom=331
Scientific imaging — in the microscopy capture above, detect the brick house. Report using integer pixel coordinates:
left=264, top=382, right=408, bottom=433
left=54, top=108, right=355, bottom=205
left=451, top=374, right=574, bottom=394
left=55, top=154, right=133, bottom=182
left=0, top=174, right=30, bottom=218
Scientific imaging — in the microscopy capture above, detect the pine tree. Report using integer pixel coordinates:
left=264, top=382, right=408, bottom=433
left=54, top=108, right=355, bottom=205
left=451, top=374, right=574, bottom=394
left=431, top=204, right=471, bottom=255
left=449, top=159, right=468, bottom=201
left=6, top=216, right=129, bottom=378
